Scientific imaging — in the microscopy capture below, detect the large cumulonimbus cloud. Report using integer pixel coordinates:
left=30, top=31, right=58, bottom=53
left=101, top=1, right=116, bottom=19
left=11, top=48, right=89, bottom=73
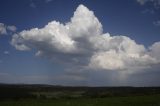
left=11, top=4, right=160, bottom=71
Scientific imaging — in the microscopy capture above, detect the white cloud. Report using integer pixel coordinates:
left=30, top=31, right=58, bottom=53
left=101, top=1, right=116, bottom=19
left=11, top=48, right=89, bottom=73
left=0, top=23, right=7, bottom=35
left=7, top=25, right=17, bottom=32
left=11, top=4, right=160, bottom=72
left=149, top=41, right=160, bottom=60
left=89, top=34, right=158, bottom=71
left=0, top=23, right=17, bottom=35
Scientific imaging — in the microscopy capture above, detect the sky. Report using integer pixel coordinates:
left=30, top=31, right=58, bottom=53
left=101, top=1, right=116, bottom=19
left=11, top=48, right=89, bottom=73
left=0, top=0, right=160, bottom=86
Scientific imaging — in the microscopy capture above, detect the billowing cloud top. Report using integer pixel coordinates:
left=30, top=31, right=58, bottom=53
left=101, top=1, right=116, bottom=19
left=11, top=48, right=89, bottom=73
left=11, top=4, right=160, bottom=71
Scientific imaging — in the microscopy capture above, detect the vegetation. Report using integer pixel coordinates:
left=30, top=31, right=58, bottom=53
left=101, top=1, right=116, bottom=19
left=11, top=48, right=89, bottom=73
left=1, top=95, right=160, bottom=106
left=0, top=84, right=160, bottom=106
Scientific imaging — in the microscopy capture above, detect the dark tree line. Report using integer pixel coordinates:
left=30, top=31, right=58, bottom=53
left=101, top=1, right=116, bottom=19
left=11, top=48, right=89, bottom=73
left=0, top=84, right=160, bottom=100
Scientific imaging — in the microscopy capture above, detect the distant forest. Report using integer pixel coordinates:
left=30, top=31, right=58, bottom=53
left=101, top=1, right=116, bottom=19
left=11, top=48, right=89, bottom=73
left=0, top=84, right=160, bottom=100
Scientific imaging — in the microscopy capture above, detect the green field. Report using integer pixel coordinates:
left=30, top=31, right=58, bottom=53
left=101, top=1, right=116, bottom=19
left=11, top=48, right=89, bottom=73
left=1, top=85, right=160, bottom=106
left=1, top=94, right=160, bottom=106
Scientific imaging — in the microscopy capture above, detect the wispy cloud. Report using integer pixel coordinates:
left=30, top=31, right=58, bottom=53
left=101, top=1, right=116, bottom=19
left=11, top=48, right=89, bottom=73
left=153, top=20, right=160, bottom=26
left=29, top=0, right=53, bottom=8
left=136, top=0, right=160, bottom=26
left=45, top=0, right=53, bottom=3
left=141, top=8, right=155, bottom=14
left=0, top=23, right=17, bottom=35
left=4, top=51, right=9, bottom=55
left=30, top=0, right=36, bottom=8
left=137, top=0, right=148, bottom=5
left=137, top=0, right=160, bottom=9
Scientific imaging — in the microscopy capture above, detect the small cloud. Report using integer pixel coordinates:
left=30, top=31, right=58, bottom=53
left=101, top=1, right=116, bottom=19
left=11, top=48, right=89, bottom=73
left=0, top=23, right=7, bottom=35
left=141, top=9, right=155, bottom=14
left=30, top=0, right=36, bottom=8
left=7, top=25, right=17, bottom=32
left=30, top=3, right=36, bottom=8
left=137, top=0, right=148, bottom=5
left=4, top=51, right=9, bottom=55
left=29, top=0, right=53, bottom=8
left=153, top=20, right=160, bottom=26
left=45, top=0, right=53, bottom=3
left=137, top=0, right=160, bottom=9
left=137, top=0, right=160, bottom=27
left=0, top=23, right=17, bottom=35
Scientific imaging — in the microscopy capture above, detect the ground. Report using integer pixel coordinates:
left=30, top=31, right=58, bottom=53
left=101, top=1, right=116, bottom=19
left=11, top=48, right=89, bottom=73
left=1, top=94, right=160, bottom=106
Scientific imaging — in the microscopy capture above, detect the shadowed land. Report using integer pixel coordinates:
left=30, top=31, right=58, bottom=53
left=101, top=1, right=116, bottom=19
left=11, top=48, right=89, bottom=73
left=0, top=84, right=160, bottom=106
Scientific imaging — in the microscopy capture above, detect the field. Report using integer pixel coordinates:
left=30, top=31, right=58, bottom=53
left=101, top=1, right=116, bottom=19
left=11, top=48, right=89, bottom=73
left=1, top=94, right=160, bottom=106
left=1, top=84, right=160, bottom=106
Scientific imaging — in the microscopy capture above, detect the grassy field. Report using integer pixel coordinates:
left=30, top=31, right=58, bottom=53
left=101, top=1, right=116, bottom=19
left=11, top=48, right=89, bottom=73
left=1, top=84, right=160, bottom=106
left=1, top=94, right=160, bottom=106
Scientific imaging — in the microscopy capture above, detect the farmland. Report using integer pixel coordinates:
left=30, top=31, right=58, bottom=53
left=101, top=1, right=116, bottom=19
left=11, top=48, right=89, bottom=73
left=0, top=84, right=160, bottom=106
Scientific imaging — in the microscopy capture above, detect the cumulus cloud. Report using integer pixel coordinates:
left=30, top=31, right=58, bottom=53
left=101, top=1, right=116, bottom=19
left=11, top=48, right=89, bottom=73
left=0, top=23, right=17, bottom=35
left=11, top=4, right=160, bottom=72
left=89, top=34, right=159, bottom=71
left=149, top=42, right=160, bottom=60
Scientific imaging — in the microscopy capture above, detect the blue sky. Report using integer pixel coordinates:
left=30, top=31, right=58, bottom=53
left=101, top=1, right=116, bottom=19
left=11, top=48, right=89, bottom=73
left=0, top=0, right=160, bottom=86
